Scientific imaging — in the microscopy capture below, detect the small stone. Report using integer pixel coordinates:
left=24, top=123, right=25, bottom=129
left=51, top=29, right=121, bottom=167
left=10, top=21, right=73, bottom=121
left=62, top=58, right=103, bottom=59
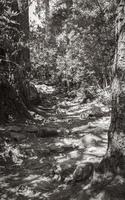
left=73, top=162, right=94, bottom=182
left=48, top=144, right=57, bottom=152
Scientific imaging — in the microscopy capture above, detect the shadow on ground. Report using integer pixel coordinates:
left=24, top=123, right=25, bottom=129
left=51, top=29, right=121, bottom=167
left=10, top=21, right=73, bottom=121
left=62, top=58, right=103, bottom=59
left=0, top=96, right=111, bottom=200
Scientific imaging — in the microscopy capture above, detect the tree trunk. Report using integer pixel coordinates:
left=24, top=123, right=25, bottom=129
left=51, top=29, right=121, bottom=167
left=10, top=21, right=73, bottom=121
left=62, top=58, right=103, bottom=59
left=99, top=0, right=125, bottom=174
left=10, top=0, right=30, bottom=70
left=12, top=0, right=31, bottom=107
left=44, top=0, right=50, bottom=44
left=18, top=0, right=30, bottom=71
left=17, top=0, right=29, bottom=39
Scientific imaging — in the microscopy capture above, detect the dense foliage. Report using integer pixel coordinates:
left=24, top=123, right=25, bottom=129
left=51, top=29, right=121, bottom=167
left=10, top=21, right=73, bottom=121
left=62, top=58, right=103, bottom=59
left=0, top=0, right=31, bottom=122
left=30, top=0, right=116, bottom=89
left=0, top=0, right=117, bottom=121
left=0, top=0, right=29, bottom=83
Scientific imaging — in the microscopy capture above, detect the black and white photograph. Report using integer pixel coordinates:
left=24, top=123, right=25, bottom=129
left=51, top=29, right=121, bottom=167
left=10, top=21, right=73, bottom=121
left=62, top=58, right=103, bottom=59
left=0, top=0, right=125, bottom=199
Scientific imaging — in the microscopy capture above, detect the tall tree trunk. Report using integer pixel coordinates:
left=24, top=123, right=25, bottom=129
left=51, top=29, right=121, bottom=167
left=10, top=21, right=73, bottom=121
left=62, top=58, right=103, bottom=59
left=44, top=0, right=50, bottom=44
left=99, top=0, right=125, bottom=174
left=10, top=0, right=30, bottom=71
left=12, top=0, right=32, bottom=107
left=17, top=0, right=30, bottom=71
left=17, top=0, right=29, bottom=40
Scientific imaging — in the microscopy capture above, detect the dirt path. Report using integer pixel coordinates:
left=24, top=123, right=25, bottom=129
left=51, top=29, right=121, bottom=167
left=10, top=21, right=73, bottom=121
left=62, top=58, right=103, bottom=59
left=0, top=98, right=110, bottom=200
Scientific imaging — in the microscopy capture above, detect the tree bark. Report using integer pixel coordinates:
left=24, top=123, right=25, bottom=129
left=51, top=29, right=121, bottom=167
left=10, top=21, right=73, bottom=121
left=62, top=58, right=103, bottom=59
left=99, top=0, right=125, bottom=174
left=12, top=0, right=31, bottom=107
left=44, top=0, right=50, bottom=44
left=10, top=0, right=30, bottom=71
left=17, top=0, right=29, bottom=40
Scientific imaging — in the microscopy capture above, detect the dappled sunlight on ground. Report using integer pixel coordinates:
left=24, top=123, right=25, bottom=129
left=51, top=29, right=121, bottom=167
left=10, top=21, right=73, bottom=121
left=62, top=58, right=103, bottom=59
left=0, top=95, right=111, bottom=200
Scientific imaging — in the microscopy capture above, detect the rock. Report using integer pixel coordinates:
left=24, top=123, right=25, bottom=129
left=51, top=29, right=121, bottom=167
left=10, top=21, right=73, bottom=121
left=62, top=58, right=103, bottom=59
left=24, top=125, right=38, bottom=133
left=73, top=162, right=94, bottom=182
left=89, top=105, right=104, bottom=118
left=62, top=144, right=74, bottom=151
left=10, top=132, right=26, bottom=142
left=27, top=82, right=40, bottom=104
left=81, top=89, right=95, bottom=104
left=82, top=135, right=98, bottom=148
left=29, top=84, right=39, bottom=101
left=78, top=190, right=90, bottom=200
left=48, top=144, right=58, bottom=152
left=6, top=126, right=22, bottom=132
left=20, top=81, right=40, bottom=105
left=56, top=162, right=75, bottom=181
left=68, top=91, right=77, bottom=98
left=36, top=127, right=61, bottom=138
left=36, top=84, right=55, bottom=94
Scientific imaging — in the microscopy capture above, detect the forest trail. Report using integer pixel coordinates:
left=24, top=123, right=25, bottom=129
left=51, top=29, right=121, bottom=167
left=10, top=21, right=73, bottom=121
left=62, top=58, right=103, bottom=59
left=0, top=93, right=110, bottom=200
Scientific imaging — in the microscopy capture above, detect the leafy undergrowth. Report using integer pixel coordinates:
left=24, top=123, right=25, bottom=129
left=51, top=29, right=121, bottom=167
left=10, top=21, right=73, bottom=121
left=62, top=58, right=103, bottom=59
left=0, top=90, right=114, bottom=200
